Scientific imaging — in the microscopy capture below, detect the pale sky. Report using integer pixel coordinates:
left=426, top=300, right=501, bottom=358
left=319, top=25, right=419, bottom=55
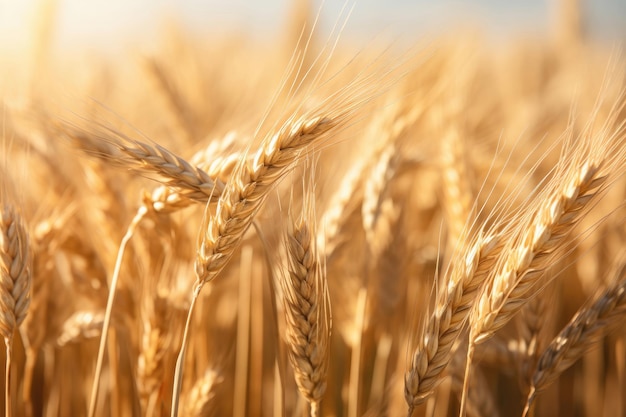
left=0, top=0, right=624, bottom=53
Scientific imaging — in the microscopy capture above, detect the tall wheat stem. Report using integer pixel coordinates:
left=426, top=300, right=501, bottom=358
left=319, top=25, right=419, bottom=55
left=5, top=337, right=12, bottom=417
left=88, top=206, right=147, bottom=417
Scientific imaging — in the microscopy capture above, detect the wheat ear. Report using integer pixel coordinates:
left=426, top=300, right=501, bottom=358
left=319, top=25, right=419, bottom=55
left=523, top=259, right=626, bottom=416
left=143, top=149, right=245, bottom=214
left=463, top=121, right=624, bottom=416
left=56, top=311, right=105, bottom=346
left=319, top=155, right=369, bottom=258
left=404, top=232, right=503, bottom=412
left=517, top=280, right=555, bottom=385
left=137, top=298, right=170, bottom=416
left=143, top=56, right=196, bottom=143
left=282, top=203, right=331, bottom=416
left=441, top=124, right=474, bottom=248
left=470, top=137, right=620, bottom=346
left=67, top=125, right=225, bottom=203
left=361, top=141, right=401, bottom=259
left=0, top=204, right=32, bottom=417
left=195, top=115, right=335, bottom=287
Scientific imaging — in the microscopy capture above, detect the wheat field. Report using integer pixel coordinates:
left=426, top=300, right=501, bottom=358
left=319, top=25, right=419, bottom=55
left=1, top=1, right=626, bottom=416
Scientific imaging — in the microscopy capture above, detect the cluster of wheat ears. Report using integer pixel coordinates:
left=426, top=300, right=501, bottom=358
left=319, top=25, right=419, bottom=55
left=1, top=1, right=626, bottom=416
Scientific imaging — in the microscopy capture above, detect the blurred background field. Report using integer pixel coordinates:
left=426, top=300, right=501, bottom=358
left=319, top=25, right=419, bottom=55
left=1, top=1, right=626, bottom=417
left=1, top=0, right=625, bottom=51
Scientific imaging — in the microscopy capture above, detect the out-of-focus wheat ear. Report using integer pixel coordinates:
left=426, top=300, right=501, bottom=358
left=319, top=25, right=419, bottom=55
left=20, top=208, right=76, bottom=417
left=181, top=368, right=223, bottom=417
left=404, top=231, right=504, bottom=412
left=477, top=337, right=526, bottom=369
left=56, top=311, right=105, bottom=346
left=361, top=141, right=400, bottom=259
left=143, top=56, right=196, bottom=143
left=281, top=185, right=331, bottom=417
left=360, top=97, right=423, bottom=259
left=319, top=155, right=369, bottom=259
left=137, top=300, right=168, bottom=416
left=517, top=279, right=557, bottom=386
left=440, top=123, right=475, bottom=249
left=523, top=258, right=626, bottom=416
left=320, top=96, right=417, bottom=260
left=0, top=204, right=32, bottom=417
